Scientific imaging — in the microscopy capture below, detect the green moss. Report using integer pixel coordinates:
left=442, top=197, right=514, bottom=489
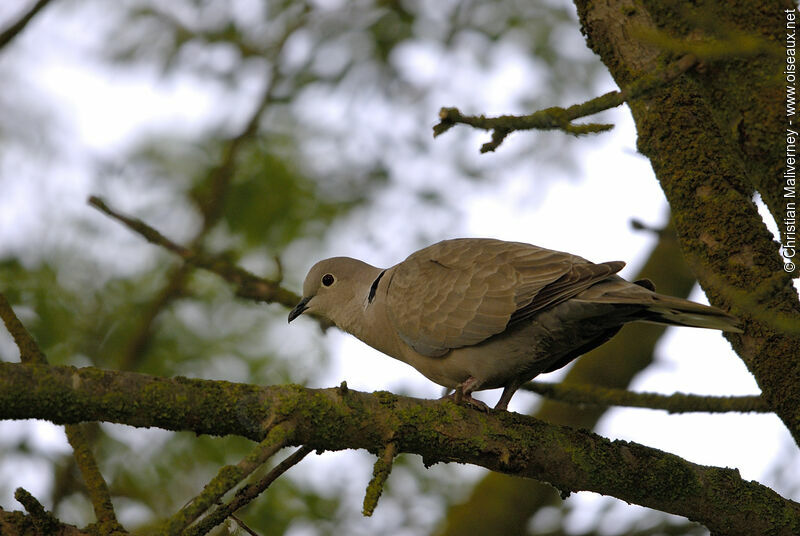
left=373, top=390, right=400, bottom=408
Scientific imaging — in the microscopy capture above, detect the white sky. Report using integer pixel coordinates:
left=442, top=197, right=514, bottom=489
left=1, top=0, right=798, bottom=533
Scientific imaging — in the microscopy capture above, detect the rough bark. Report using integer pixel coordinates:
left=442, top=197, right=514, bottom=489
left=1, top=362, right=798, bottom=536
left=0, top=503, right=87, bottom=535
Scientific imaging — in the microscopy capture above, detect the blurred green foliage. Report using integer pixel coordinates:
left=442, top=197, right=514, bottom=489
left=218, top=144, right=363, bottom=250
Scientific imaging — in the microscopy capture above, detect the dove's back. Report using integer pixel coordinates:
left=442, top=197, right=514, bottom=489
left=384, top=238, right=625, bottom=355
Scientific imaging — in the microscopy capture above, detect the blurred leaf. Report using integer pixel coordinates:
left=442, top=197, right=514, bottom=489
left=221, top=143, right=361, bottom=250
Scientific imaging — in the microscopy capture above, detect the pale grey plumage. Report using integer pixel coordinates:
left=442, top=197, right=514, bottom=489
left=288, top=238, right=742, bottom=410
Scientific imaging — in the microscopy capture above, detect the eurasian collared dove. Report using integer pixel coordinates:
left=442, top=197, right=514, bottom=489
left=288, top=238, right=742, bottom=411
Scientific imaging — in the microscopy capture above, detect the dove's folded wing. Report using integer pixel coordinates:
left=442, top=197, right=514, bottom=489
left=384, top=238, right=624, bottom=356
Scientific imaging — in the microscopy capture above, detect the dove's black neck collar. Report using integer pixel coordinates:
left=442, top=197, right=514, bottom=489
left=368, top=270, right=386, bottom=303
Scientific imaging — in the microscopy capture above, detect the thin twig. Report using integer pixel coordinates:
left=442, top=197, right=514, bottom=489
left=87, top=196, right=304, bottom=310
left=521, top=380, right=768, bottom=414
left=163, top=422, right=295, bottom=535
left=363, top=442, right=397, bottom=517
left=65, top=425, right=125, bottom=532
left=0, top=0, right=53, bottom=51
left=434, top=54, right=698, bottom=152
left=14, top=488, right=61, bottom=535
left=0, top=293, right=47, bottom=364
left=185, top=446, right=313, bottom=536
left=229, top=513, right=260, bottom=536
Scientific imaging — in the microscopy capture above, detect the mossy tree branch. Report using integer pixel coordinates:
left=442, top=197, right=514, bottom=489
left=0, top=362, right=798, bottom=536
left=433, top=54, right=697, bottom=152
left=363, top=441, right=397, bottom=517
left=0, top=294, right=125, bottom=535
left=13, top=488, right=61, bottom=535
left=0, top=509, right=87, bottom=536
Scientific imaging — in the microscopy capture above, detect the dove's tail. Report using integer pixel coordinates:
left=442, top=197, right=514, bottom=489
left=641, top=294, right=743, bottom=333
left=574, top=278, right=743, bottom=333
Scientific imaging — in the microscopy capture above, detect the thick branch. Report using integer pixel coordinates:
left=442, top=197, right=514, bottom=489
left=1, top=362, right=797, bottom=536
left=522, top=381, right=768, bottom=413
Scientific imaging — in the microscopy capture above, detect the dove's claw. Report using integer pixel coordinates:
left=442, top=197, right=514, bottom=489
left=441, top=391, right=490, bottom=411
left=441, top=377, right=489, bottom=411
left=461, top=395, right=490, bottom=412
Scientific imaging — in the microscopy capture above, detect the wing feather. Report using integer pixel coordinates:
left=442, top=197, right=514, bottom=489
left=385, top=238, right=624, bottom=356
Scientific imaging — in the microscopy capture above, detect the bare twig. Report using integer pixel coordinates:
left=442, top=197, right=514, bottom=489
left=0, top=0, right=53, bottom=51
left=164, top=422, right=296, bottom=535
left=87, top=196, right=304, bottom=310
left=521, top=381, right=768, bottom=414
left=185, top=446, right=313, bottom=536
left=630, top=219, right=668, bottom=236
left=230, top=514, right=260, bottom=536
left=434, top=54, right=698, bottom=152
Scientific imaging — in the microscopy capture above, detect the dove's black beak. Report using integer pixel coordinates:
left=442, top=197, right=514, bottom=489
left=288, top=296, right=311, bottom=323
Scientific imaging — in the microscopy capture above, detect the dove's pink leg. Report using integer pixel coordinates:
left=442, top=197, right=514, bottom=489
left=494, top=382, right=521, bottom=411
left=448, top=377, right=490, bottom=411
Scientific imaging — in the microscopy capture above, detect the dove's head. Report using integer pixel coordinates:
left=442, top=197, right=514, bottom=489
left=288, top=257, right=382, bottom=326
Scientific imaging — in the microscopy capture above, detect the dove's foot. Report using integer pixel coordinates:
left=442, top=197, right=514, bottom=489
left=441, top=391, right=490, bottom=411
left=460, top=394, right=490, bottom=412
left=442, top=378, right=490, bottom=411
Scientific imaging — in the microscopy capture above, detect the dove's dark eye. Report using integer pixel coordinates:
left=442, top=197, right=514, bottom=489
left=322, top=274, right=335, bottom=287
